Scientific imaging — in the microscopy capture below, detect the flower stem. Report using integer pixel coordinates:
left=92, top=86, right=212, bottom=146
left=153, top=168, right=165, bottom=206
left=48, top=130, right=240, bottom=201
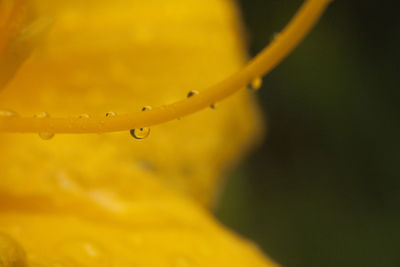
left=0, top=0, right=331, bottom=134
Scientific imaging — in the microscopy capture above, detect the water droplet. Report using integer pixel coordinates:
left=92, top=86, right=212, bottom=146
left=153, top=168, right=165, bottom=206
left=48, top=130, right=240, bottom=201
left=38, top=132, right=54, bottom=140
left=141, top=106, right=152, bottom=112
left=130, top=128, right=150, bottom=140
left=247, top=77, right=263, bottom=91
left=130, top=106, right=152, bottom=140
left=33, top=111, right=49, bottom=119
left=0, top=109, right=18, bottom=117
left=187, top=90, right=199, bottom=98
left=105, top=112, right=116, bottom=117
left=78, top=113, right=90, bottom=119
left=34, top=112, right=54, bottom=140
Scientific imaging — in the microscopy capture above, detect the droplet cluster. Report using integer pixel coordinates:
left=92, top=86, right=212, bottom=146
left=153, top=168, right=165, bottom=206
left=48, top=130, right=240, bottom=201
left=248, top=77, right=263, bottom=91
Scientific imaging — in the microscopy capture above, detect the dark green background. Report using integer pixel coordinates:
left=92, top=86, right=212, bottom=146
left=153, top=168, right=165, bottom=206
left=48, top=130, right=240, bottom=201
left=216, top=1, right=400, bottom=267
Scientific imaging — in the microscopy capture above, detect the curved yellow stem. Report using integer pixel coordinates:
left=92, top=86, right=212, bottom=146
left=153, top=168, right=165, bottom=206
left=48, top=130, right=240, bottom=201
left=0, top=0, right=331, bottom=134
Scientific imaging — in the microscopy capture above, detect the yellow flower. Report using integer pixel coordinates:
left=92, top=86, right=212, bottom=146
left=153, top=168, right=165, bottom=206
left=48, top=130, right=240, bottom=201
left=0, top=0, right=329, bottom=266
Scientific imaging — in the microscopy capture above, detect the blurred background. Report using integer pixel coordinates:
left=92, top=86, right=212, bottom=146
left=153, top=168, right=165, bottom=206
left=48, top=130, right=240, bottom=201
left=216, top=1, right=400, bottom=267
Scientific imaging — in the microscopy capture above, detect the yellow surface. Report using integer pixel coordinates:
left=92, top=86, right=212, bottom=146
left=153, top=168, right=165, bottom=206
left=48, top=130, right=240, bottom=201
left=0, top=0, right=330, bottom=134
left=0, top=0, right=263, bottom=211
left=0, top=191, right=278, bottom=267
left=0, top=0, right=279, bottom=266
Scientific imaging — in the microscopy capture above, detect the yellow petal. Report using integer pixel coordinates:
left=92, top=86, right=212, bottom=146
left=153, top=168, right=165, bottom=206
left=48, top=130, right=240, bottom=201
left=0, top=0, right=276, bottom=265
left=0, top=0, right=263, bottom=206
left=0, top=186, right=278, bottom=267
